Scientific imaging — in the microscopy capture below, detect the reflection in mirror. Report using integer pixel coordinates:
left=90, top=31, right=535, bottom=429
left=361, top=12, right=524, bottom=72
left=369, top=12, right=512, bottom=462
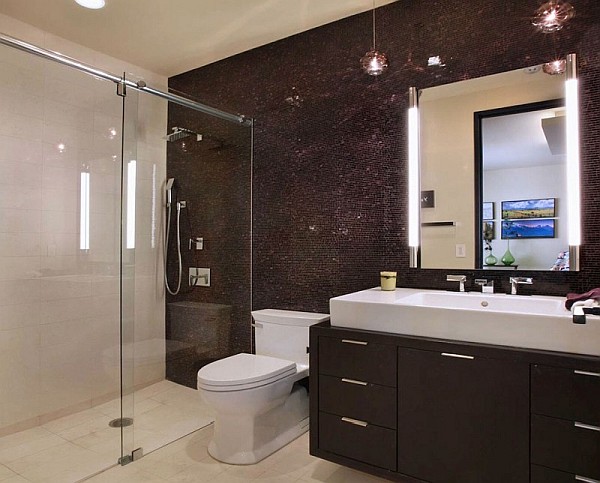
left=477, top=100, right=565, bottom=270
left=416, top=60, right=579, bottom=271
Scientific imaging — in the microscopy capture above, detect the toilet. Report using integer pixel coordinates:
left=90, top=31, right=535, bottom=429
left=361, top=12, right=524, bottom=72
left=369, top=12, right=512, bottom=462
left=197, top=309, right=329, bottom=464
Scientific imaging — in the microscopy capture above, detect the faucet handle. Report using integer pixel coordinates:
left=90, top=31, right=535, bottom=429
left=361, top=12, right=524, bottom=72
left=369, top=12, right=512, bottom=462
left=475, top=278, right=494, bottom=293
left=509, top=277, right=533, bottom=285
left=447, top=275, right=467, bottom=282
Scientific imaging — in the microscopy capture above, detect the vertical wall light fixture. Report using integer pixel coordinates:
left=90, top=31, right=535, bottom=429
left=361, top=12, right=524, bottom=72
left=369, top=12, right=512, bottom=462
left=565, top=53, right=580, bottom=270
left=408, top=87, right=420, bottom=267
left=80, top=171, right=90, bottom=251
left=126, top=160, right=137, bottom=249
left=360, top=0, right=388, bottom=75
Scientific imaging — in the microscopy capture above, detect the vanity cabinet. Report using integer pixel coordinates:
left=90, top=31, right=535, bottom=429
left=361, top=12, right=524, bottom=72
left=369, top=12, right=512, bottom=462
left=397, top=347, right=529, bottom=483
left=315, top=335, right=398, bottom=472
left=531, top=364, right=600, bottom=482
left=310, top=322, right=600, bottom=483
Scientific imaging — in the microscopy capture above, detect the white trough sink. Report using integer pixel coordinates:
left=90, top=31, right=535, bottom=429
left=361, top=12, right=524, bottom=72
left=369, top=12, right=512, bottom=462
left=329, top=288, right=599, bottom=357
left=396, top=291, right=566, bottom=317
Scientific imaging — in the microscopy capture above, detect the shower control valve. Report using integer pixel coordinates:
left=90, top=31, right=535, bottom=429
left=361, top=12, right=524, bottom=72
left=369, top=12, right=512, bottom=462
left=189, top=237, right=204, bottom=250
left=189, top=267, right=210, bottom=287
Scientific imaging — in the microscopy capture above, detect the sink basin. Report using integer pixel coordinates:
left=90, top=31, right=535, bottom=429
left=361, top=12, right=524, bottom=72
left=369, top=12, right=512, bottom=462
left=329, top=288, right=599, bottom=357
left=396, top=291, right=567, bottom=317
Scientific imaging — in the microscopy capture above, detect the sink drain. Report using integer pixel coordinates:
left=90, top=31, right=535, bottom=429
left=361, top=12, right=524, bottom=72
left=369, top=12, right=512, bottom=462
left=109, top=417, right=133, bottom=428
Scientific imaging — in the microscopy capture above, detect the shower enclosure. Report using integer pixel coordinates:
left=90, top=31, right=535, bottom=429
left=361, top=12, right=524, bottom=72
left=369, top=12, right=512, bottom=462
left=0, top=32, right=252, bottom=481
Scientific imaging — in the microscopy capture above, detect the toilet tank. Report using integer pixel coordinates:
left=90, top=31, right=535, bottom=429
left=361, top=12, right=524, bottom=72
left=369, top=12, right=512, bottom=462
left=251, top=309, right=329, bottom=367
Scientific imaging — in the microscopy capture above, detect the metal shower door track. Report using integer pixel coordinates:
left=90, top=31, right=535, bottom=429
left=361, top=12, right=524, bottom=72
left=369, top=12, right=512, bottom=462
left=0, top=32, right=251, bottom=126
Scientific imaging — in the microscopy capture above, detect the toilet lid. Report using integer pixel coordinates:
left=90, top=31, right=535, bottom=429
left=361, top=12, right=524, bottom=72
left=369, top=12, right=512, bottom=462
left=197, top=353, right=296, bottom=388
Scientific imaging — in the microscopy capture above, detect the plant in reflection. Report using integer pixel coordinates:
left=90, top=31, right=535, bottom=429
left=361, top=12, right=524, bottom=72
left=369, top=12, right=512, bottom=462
left=483, top=222, right=497, bottom=266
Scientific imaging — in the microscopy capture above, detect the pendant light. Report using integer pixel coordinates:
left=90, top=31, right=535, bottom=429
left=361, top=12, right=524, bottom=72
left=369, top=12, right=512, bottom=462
left=532, top=0, right=575, bottom=33
left=360, top=0, right=388, bottom=76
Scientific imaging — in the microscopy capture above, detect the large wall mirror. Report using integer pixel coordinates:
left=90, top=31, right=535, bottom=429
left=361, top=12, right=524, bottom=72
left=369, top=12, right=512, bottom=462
left=412, top=56, right=580, bottom=271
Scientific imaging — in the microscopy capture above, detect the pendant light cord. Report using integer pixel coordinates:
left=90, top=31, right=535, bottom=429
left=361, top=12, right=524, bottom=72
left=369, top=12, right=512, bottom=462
left=372, top=0, right=376, bottom=50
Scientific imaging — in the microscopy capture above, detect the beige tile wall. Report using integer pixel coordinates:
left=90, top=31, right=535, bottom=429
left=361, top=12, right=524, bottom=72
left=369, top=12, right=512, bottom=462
left=0, top=13, right=167, bottom=435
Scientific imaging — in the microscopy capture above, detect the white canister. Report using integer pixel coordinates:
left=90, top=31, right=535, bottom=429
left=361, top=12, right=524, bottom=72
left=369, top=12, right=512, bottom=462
left=380, top=271, right=397, bottom=291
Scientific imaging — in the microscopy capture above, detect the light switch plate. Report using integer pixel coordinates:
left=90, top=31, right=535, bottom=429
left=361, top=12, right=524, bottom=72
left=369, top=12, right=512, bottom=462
left=455, top=244, right=466, bottom=258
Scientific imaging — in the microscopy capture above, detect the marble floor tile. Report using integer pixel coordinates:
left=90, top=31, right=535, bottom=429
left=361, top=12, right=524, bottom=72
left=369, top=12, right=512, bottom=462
left=0, top=380, right=211, bottom=483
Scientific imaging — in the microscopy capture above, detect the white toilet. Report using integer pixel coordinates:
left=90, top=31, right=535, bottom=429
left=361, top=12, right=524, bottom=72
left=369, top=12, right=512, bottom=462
left=197, top=309, right=329, bottom=464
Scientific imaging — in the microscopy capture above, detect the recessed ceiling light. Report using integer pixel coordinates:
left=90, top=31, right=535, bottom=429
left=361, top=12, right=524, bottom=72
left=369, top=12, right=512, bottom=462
left=75, top=0, right=105, bottom=9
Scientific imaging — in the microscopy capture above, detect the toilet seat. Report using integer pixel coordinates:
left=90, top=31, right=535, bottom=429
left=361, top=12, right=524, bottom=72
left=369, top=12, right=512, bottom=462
left=198, top=353, right=296, bottom=392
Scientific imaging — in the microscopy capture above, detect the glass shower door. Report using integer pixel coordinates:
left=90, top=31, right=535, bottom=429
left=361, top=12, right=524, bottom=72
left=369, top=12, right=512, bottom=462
left=0, top=39, right=127, bottom=480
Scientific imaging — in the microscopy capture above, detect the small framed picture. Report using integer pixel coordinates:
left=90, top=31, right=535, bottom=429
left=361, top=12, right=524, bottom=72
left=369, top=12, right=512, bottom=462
left=421, top=190, right=435, bottom=208
left=482, top=202, right=494, bottom=221
left=501, top=198, right=555, bottom=219
left=483, top=221, right=495, bottom=240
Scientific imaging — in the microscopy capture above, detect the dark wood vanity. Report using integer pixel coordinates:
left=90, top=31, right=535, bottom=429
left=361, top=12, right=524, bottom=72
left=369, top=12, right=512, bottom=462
left=309, top=321, right=600, bottom=483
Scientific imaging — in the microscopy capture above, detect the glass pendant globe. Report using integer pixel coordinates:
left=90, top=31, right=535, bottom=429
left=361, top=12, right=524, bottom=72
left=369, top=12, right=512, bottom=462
left=361, top=50, right=389, bottom=76
left=532, top=0, right=575, bottom=33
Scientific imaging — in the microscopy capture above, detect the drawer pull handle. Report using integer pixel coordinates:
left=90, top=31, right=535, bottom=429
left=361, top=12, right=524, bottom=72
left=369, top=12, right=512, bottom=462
left=341, top=378, right=368, bottom=386
left=574, top=422, right=600, bottom=432
left=574, top=370, right=600, bottom=378
left=575, top=476, right=600, bottom=483
left=441, top=352, right=474, bottom=360
left=342, top=339, right=368, bottom=346
left=341, top=417, right=368, bottom=427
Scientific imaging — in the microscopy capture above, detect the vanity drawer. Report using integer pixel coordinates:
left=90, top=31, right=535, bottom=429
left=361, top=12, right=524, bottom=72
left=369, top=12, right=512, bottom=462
left=318, top=411, right=396, bottom=471
left=318, top=335, right=396, bottom=387
left=319, top=375, right=396, bottom=429
left=532, top=364, right=600, bottom=425
left=531, top=465, right=600, bottom=483
left=531, top=414, right=600, bottom=479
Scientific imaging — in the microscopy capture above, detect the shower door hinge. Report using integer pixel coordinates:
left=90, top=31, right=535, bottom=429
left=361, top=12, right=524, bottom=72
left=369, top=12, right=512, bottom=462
left=118, top=447, right=143, bottom=466
left=117, top=80, right=127, bottom=97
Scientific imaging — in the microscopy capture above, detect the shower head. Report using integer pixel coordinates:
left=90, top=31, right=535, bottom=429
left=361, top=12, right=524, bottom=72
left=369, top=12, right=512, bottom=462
left=165, top=127, right=202, bottom=143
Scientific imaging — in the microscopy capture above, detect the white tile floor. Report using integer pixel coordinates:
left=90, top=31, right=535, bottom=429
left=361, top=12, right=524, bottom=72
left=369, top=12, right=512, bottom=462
left=0, top=380, right=214, bottom=483
left=86, top=426, right=389, bottom=483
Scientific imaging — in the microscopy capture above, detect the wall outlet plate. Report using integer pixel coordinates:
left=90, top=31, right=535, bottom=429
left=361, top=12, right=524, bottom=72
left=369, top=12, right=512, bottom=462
left=189, top=267, right=210, bottom=287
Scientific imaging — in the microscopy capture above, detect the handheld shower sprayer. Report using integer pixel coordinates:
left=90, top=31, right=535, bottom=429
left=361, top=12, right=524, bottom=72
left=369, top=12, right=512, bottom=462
left=166, top=177, right=175, bottom=207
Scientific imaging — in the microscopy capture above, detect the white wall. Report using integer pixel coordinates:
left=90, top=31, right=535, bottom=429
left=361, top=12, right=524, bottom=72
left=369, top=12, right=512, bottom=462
left=483, top=164, right=567, bottom=270
left=0, top=13, right=167, bottom=435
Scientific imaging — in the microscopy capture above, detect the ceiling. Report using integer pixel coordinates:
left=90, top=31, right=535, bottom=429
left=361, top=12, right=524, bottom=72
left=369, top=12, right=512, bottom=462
left=0, top=0, right=396, bottom=77
left=482, top=108, right=566, bottom=171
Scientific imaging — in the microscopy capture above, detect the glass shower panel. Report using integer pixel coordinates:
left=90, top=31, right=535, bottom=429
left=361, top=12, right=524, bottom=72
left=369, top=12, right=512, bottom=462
left=0, top=41, right=124, bottom=478
left=124, top=89, right=253, bottom=455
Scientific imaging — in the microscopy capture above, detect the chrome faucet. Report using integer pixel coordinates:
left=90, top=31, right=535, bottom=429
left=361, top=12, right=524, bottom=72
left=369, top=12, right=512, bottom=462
left=447, top=275, right=467, bottom=292
left=509, top=277, right=533, bottom=295
left=475, top=279, right=494, bottom=294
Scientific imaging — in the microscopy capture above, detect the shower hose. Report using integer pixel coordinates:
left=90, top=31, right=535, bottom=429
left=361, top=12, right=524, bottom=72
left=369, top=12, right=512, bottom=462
left=164, top=201, right=182, bottom=295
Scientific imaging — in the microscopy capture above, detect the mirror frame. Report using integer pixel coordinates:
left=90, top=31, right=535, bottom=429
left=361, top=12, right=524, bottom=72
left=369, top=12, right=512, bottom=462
left=408, top=53, right=580, bottom=271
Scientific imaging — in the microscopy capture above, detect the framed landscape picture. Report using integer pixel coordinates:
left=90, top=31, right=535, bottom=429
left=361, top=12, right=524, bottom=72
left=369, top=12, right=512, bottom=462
left=482, top=202, right=494, bottom=220
left=501, top=219, right=555, bottom=239
left=501, top=198, right=555, bottom=219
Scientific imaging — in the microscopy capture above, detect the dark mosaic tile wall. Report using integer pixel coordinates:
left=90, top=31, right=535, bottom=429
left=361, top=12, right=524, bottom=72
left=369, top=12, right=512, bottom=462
left=165, top=107, right=252, bottom=382
left=169, top=0, right=600, bottom=328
